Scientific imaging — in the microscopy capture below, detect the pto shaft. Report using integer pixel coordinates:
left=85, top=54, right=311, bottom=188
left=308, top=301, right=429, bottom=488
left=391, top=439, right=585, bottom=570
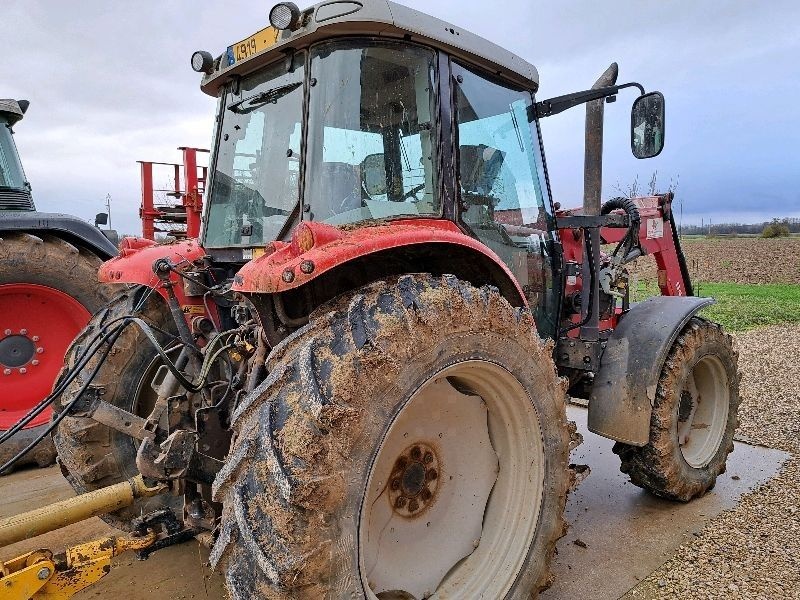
left=0, top=475, right=163, bottom=547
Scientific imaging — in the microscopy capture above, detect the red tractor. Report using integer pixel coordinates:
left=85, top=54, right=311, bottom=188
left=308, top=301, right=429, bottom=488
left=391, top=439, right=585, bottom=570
left=2, top=2, right=738, bottom=598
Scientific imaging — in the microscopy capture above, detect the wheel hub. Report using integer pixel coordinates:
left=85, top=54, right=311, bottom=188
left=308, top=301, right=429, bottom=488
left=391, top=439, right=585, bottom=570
left=678, top=356, right=729, bottom=468
left=361, top=362, right=546, bottom=599
left=0, top=283, right=90, bottom=430
left=389, top=443, right=440, bottom=518
left=0, top=334, right=35, bottom=368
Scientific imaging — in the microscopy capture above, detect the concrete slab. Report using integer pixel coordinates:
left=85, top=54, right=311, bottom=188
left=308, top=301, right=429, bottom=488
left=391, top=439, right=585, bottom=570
left=0, top=405, right=787, bottom=599
left=542, top=405, right=789, bottom=600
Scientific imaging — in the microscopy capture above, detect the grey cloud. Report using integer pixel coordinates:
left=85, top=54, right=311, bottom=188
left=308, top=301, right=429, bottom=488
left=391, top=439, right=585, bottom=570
left=2, top=0, right=799, bottom=234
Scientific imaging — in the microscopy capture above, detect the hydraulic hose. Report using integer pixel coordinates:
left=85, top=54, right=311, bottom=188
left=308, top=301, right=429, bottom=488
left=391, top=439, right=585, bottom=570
left=601, top=196, right=641, bottom=261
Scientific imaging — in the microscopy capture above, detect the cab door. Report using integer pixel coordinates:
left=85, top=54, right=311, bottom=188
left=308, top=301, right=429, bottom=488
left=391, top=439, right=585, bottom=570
left=451, top=61, right=560, bottom=337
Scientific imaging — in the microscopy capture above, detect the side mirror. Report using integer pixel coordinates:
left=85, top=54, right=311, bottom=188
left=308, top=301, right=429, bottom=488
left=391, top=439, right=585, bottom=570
left=361, top=153, right=387, bottom=196
left=631, top=91, right=665, bottom=159
left=94, top=212, right=108, bottom=226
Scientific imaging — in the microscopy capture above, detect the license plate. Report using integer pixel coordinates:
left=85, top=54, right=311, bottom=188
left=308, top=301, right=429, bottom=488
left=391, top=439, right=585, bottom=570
left=242, top=247, right=267, bottom=260
left=227, top=27, right=280, bottom=65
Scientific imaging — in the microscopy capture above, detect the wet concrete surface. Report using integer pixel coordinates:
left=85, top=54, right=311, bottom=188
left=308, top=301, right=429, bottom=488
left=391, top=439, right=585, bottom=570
left=0, top=405, right=787, bottom=599
left=542, top=404, right=789, bottom=600
left=0, top=467, right=226, bottom=599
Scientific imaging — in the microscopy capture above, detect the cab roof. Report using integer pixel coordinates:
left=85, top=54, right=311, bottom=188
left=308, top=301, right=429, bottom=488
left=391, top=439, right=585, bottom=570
left=200, top=0, right=539, bottom=96
left=0, top=100, right=26, bottom=125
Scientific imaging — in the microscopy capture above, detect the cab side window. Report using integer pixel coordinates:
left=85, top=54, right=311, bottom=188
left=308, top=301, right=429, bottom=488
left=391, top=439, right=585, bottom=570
left=453, top=62, right=558, bottom=336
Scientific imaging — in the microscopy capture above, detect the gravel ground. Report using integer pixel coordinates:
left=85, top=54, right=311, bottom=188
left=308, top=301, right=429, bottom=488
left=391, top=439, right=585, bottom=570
left=625, top=323, right=800, bottom=599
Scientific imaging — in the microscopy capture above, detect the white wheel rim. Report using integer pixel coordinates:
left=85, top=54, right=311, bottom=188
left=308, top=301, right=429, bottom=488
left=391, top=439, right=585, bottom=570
left=359, top=360, right=546, bottom=599
left=677, top=355, right=729, bottom=468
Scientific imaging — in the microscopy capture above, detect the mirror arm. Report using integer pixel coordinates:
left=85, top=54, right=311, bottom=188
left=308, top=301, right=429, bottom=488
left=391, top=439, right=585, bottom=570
left=532, top=81, right=645, bottom=119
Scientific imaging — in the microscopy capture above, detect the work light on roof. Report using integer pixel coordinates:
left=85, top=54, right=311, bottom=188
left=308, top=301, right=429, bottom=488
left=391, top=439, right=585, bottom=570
left=191, top=51, right=214, bottom=74
left=269, top=2, right=301, bottom=31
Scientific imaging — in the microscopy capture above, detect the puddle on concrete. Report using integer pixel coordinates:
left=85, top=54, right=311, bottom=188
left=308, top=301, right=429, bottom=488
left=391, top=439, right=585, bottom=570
left=542, top=405, right=789, bottom=600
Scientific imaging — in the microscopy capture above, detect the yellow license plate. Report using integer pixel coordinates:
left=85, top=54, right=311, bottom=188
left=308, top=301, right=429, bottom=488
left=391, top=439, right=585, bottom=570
left=228, top=27, right=280, bottom=64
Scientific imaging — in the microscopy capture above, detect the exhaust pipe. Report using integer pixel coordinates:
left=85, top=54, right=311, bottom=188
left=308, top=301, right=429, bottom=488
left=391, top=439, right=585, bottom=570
left=583, top=63, right=618, bottom=216
left=580, top=63, right=618, bottom=342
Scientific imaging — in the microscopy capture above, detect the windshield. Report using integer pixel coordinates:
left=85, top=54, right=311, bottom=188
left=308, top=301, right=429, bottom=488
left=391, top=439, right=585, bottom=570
left=0, top=119, right=27, bottom=190
left=204, top=52, right=305, bottom=248
left=305, top=41, right=438, bottom=225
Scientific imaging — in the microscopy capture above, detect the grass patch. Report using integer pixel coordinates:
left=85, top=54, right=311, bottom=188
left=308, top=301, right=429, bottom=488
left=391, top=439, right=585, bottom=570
left=696, top=283, right=800, bottom=332
left=632, top=281, right=800, bottom=332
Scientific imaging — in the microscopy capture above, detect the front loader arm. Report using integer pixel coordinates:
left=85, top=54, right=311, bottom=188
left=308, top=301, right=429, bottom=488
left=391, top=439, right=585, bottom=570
left=600, top=193, right=693, bottom=297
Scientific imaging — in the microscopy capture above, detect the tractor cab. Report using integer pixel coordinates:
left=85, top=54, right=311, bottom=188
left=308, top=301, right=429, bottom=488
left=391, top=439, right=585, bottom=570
left=197, top=1, right=562, bottom=333
left=0, top=100, right=34, bottom=211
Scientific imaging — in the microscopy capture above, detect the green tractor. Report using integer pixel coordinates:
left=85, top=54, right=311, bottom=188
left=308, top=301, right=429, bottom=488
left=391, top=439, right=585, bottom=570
left=0, top=98, right=116, bottom=471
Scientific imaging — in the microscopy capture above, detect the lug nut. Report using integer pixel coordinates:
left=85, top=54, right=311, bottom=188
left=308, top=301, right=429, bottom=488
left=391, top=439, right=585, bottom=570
left=31, top=359, right=39, bottom=366
left=408, top=499, right=419, bottom=513
left=410, top=446, right=421, bottom=460
left=3, top=369, right=10, bottom=376
left=20, top=329, right=27, bottom=335
left=32, top=336, right=40, bottom=342
left=390, top=478, right=401, bottom=491
left=299, top=260, right=315, bottom=274
left=395, top=496, right=407, bottom=509
left=3, top=329, right=11, bottom=336
left=19, top=368, right=26, bottom=374
left=423, top=451, right=434, bottom=464
left=36, top=347, right=44, bottom=354
left=282, top=268, right=295, bottom=283
left=426, top=468, right=438, bottom=481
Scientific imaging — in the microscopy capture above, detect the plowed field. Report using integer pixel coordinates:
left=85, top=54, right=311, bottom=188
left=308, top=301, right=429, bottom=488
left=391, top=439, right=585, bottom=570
left=627, top=236, right=800, bottom=285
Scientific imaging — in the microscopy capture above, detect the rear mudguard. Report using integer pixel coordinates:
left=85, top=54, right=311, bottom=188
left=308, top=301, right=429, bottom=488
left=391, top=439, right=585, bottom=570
left=231, top=219, right=526, bottom=303
left=99, top=237, right=211, bottom=321
left=0, top=211, right=118, bottom=259
left=588, top=295, right=713, bottom=446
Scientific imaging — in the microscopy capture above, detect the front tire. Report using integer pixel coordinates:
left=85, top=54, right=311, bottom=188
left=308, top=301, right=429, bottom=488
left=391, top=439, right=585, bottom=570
left=53, top=286, right=181, bottom=529
left=613, top=317, right=740, bottom=501
left=211, top=274, right=572, bottom=599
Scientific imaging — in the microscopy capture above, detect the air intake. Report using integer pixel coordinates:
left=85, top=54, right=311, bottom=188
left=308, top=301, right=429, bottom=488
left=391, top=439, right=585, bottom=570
left=0, top=188, right=35, bottom=211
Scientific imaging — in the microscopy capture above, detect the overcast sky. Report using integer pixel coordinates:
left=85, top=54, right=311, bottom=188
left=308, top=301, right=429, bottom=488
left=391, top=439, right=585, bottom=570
left=3, top=0, right=799, bottom=235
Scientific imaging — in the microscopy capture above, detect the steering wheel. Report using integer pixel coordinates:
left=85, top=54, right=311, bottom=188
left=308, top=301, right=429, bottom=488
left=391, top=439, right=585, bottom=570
left=400, top=183, right=426, bottom=202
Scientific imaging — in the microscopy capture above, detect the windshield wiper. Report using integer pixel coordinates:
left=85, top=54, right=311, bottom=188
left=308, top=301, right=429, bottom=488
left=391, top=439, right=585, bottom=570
left=227, top=82, right=302, bottom=114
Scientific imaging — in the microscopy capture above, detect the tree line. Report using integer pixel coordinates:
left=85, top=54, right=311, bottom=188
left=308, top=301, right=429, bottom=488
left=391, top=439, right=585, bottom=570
left=678, top=218, right=798, bottom=237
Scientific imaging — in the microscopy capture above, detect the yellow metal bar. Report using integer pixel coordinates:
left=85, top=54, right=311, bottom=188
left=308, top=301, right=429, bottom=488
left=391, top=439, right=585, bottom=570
left=0, top=476, right=163, bottom=547
left=0, top=532, right=157, bottom=600
left=0, top=558, right=55, bottom=599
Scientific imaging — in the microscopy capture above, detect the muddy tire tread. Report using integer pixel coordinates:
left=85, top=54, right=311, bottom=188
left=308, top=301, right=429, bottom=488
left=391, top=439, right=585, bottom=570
left=0, top=232, right=111, bottom=472
left=52, top=286, right=178, bottom=528
left=613, top=317, right=740, bottom=501
left=212, top=274, right=573, bottom=599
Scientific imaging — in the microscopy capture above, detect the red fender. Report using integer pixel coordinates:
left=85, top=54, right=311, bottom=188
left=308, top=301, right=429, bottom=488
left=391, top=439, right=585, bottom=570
left=232, top=219, right=526, bottom=302
left=99, top=237, right=213, bottom=324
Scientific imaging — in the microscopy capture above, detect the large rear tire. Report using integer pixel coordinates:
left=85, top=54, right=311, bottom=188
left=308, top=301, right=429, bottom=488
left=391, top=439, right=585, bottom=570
left=0, top=232, right=110, bottom=472
left=53, top=286, right=181, bottom=529
left=211, top=274, right=572, bottom=599
left=613, top=318, right=740, bottom=501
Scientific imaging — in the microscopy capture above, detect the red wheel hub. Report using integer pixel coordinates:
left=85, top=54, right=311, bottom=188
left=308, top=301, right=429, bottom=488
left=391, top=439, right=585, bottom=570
left=0, top=284, right=91, bottom=429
